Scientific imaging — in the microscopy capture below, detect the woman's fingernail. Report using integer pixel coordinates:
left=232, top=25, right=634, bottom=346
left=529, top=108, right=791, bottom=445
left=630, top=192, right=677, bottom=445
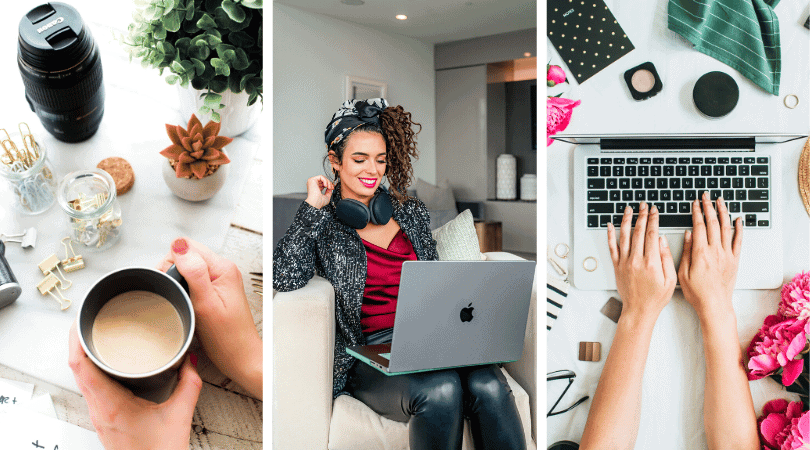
left=660, top=235, right=669, bottom=247
left=172, top=238, right=189, bottom=255
left=190, top=353, right=198, bottom=368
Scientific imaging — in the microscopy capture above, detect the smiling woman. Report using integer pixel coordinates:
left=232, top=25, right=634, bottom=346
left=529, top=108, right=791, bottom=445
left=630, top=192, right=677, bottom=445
left=273, top=98, right=529, bottom=450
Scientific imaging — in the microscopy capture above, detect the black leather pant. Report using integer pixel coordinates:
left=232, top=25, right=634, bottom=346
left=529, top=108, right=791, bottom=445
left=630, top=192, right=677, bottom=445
left=345, top=328, right=526, bottom=450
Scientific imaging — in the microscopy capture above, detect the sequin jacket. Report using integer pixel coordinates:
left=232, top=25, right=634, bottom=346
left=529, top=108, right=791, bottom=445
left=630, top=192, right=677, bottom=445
left=273, top=186, right=438, bottom=398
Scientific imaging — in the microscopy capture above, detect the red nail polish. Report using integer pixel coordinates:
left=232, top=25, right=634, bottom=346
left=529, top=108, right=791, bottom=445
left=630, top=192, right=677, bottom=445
left=172, top=238, right=189, bottom=255
left=190, top=353, right=198, bottom=368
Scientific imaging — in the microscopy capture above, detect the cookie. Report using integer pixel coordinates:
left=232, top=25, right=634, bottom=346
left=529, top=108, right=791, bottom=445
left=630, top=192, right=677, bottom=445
left=97, top=157, right=135, bottom=195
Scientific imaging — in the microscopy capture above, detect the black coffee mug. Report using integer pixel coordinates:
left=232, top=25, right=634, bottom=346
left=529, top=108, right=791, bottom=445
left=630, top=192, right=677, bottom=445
left=77, top=265, right=194, bottom=403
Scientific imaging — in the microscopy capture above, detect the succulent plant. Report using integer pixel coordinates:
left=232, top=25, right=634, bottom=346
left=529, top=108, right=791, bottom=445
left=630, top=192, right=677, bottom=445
left=160, top=114, right=232, bottom=179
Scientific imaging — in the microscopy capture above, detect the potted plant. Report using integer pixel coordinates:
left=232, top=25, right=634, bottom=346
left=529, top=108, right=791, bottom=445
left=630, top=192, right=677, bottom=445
left=160, top=114, right=232, bottom=201
left=124, top=0, right=262, bottom=136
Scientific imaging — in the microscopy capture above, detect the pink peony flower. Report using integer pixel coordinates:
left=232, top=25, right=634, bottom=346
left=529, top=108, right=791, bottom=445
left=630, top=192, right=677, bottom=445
left=747, top=315, right=809, bottom=386
left=758, top=399, right=809, bottom=450
left=547, top=97, right=581, bottom=146
left=779, top=271, right=810, bottom=322
left=547, top=64, right=567, bottom=87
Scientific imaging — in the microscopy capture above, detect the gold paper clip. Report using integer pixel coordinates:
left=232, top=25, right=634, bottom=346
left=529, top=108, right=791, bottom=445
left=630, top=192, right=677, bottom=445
left=38, top=254, right=72, bottom=290
left=61, top=237, right=85, bottom=272
left=18, top=122, right=39, bottom=163
left=36, top=273, right=72, bottom=311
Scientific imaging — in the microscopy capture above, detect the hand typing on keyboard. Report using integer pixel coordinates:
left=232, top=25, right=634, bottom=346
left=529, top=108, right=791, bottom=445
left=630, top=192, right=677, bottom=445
left=678, top=192, right=742, bottom=320
left=606, top=201, right=677, bottom=322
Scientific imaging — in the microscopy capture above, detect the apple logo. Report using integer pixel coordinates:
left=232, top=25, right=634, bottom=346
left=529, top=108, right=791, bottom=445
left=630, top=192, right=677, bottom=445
left=460, top=303, right=474, bottom=323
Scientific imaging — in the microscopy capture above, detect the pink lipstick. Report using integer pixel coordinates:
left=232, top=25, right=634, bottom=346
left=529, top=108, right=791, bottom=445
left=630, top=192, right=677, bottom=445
left=359, top=178, right=377, bottom=188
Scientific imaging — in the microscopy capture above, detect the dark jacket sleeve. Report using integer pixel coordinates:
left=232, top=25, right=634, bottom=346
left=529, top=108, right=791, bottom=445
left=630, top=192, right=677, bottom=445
left=411, top=198, right=439, bottom=261
left=272, top=201, right=328, bottom=292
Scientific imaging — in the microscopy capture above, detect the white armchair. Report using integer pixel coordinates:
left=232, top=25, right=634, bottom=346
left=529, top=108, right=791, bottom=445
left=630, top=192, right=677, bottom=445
left=273, top=252, right=538, bottom=450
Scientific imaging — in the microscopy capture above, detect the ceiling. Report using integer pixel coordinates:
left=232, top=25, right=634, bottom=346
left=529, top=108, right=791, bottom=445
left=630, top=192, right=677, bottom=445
left=273, top=0, right=536, bottom=44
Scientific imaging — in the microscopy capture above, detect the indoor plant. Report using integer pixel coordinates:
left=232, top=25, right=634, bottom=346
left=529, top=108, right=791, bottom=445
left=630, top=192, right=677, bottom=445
left=124, top=0, right=262, bottom=135
left=160, top=114, right=232, bottom=201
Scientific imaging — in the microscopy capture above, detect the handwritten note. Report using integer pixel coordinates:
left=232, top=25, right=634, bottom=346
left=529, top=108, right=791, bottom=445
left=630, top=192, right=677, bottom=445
left=0, top=377, right=34, bottom=411
left=0, top=410, right=104, bottom=449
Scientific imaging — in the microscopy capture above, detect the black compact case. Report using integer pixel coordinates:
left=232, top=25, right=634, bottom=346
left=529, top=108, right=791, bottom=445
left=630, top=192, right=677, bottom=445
left=623, top=62, right=663, bottom=101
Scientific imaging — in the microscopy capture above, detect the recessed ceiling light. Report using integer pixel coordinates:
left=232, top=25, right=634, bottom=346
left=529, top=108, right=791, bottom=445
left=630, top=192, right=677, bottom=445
left=524, top=52, right=532, bottom=57
left=340, top=0, right=365, bottom=5
left=396, top=14, right=408, bottom=20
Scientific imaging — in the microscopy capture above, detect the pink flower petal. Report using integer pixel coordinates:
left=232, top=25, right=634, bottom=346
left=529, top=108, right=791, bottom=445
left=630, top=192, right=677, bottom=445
left=780, top=359, right=803, bottom=386
left=761, top=414, right=790, bottom=447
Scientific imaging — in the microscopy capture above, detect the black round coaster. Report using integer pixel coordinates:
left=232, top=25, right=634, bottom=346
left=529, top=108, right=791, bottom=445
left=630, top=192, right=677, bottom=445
left=548, top=441, right=580, bottom=450
left=693, top=71, right=739, bottom=118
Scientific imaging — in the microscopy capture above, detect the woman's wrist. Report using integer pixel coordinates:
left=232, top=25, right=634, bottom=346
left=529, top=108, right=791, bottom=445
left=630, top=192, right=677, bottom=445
left=232, top=333, right=263, bottom=399
left=617, top=307, right=659, bottom=334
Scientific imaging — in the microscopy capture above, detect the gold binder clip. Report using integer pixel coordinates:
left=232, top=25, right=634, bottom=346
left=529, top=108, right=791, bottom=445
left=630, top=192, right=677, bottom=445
left=60, top=237, right=85, bottom=272
left=38, top=254, right=72, bottom=290
left=36, top=273, right=72, bottom=311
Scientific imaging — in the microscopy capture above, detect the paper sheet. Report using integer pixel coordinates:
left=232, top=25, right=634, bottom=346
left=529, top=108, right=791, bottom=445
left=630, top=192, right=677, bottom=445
left=0, top=377, right=34, bottom=412
left=0, top=410, right=104, bottom=449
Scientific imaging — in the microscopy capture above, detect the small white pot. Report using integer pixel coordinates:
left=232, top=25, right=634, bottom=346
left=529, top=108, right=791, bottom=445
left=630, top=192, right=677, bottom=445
left=177, top=87, right=261, bottom=137
left=161, top=152, right=229, bottom=202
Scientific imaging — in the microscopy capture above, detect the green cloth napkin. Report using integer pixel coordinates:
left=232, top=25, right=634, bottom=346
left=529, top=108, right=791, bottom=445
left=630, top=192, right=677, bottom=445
left=668, top=0, right=781, bottom=95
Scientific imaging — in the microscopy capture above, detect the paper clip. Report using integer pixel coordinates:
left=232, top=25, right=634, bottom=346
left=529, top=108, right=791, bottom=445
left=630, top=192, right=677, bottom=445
left=38, top=254, right=72, bottom=290
left=61, top=237, right=85, bottom=272
left=36, top=273, right=72, bottom=311
left=547, top=245, right=569, bottom=281
left=18, top=122, right=39, bottom=163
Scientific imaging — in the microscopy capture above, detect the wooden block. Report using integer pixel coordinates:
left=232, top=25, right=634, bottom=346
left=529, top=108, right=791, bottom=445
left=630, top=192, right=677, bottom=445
left=600, top=297, right=623, bottom=323
left=474, top=221, right=503, bottom=253
left=579, top=342, right=601, bottom=362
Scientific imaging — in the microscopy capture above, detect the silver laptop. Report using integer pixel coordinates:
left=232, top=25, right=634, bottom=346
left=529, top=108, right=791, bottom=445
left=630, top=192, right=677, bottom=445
left=347, top=260, right=536, bottom=375
left=555, top=133, right=806, bottom=291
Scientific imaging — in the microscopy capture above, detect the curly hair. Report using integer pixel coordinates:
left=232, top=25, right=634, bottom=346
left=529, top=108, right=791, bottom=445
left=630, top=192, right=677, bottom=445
left=325, top=106, right=421, bottom=204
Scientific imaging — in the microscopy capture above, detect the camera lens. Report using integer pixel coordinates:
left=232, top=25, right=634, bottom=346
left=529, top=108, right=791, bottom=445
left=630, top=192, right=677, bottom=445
left=18, top=2, right=104, bottom=143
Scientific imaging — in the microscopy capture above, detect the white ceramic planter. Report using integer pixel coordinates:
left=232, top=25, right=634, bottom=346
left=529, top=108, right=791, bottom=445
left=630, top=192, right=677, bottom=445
left=161, top=151, right=229, bottom=202
left=177, top=87, right=261, bottom=137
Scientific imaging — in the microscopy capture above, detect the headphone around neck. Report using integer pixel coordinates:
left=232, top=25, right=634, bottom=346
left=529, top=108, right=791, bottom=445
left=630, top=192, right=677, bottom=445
left=335, top=185, right=393, bottom=229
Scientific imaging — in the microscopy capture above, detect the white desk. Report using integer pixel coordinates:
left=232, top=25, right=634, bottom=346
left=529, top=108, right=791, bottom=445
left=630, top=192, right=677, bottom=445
left=0, top=2, right=263, bottom=448
left=546, top=1, right=809, bottom=448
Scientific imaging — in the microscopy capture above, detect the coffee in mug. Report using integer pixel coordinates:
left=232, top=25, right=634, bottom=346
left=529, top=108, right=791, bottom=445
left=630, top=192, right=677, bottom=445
left=78, top=266, right=193, bottom=403
left=91, top=290, right=184, bottom=374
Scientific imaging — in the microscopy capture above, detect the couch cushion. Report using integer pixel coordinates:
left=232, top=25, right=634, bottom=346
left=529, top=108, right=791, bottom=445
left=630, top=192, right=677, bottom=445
left=327, top=368, right=534, bottom=450
left=431, top=209, right=485, bottom=261
left=414, top=178, right=457, bottom=212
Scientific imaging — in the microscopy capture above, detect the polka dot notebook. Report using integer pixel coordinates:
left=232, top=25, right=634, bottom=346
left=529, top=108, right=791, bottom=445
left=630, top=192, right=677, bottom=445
left=548, top=0, right=635, bottom=84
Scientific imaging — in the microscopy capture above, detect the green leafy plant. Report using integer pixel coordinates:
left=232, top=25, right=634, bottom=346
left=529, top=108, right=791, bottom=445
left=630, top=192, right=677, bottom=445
left=124, top=0, right=262, bottom=122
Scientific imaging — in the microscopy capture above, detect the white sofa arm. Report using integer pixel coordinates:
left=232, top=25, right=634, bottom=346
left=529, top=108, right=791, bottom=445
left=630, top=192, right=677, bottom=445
left=273, top=276, right=336, bottom=449
left=484, top=251, right=538, bottom=442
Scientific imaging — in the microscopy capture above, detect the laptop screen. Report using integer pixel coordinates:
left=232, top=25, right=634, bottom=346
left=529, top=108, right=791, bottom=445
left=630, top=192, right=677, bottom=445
left=552, top=133, right=806, bottom=147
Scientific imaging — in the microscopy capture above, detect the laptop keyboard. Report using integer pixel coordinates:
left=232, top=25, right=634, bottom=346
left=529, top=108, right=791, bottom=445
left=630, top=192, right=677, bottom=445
left=586, top=155, right=771, bottom=229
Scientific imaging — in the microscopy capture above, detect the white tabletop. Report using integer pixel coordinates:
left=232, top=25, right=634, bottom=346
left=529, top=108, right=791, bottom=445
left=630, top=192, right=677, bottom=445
left=0, top=2, right=263, bottom=447
left=546, top=1, right=809, bottom=448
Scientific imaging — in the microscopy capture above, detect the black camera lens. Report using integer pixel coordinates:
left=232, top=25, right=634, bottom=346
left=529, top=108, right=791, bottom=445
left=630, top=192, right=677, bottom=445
left=18, top=2, right=104, bottom=143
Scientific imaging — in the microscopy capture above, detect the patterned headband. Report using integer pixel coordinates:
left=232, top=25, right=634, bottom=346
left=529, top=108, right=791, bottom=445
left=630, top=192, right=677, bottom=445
left=324, top=98, right=389, bottom=150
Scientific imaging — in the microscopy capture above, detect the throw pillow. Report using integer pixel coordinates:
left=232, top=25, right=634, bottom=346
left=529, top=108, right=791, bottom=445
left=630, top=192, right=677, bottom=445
left=431, top=209, right=485, bottom=261
left=415, top=178, right=457, bottom=213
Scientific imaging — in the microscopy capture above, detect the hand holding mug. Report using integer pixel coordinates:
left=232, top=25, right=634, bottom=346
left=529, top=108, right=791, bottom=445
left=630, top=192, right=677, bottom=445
left=69, top=323, right=202, bottom=450
left=159, top=238, right=263, bottom=400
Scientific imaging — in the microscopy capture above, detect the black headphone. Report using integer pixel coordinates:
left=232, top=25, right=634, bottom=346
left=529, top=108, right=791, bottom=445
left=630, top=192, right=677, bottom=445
left=335, top=186, right=393, bottom=229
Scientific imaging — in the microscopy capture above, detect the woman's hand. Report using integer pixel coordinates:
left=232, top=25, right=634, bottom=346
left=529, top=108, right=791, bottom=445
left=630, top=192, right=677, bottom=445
left=159, top=238, right=263, bottom=400
left=305, top=175, right=334, bottom=209
left=69, top=323, right=202, bottom=450
left=679, top=193, right=742, bottom=321
left=607, top=202, right=677, bottom=321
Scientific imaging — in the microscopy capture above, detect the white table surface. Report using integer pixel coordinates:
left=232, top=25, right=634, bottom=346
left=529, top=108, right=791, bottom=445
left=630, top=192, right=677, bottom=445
left=0, top=2, right=263, bottom=448
left=546, top=1, right=809, bottom=448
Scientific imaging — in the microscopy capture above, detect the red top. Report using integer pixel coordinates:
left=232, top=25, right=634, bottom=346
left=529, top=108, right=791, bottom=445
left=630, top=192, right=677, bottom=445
left=360, top=229, right=417, bottom=334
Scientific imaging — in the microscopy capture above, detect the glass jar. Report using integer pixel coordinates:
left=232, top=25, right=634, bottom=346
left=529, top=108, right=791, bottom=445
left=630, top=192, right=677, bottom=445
left=0, top=136, right=57, bottom=215
left=57, top=169, right=122, bottom=251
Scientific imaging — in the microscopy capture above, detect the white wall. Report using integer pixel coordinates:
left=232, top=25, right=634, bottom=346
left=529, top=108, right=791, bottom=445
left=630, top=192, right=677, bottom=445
left=273, top=4, right=436, bottom=195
